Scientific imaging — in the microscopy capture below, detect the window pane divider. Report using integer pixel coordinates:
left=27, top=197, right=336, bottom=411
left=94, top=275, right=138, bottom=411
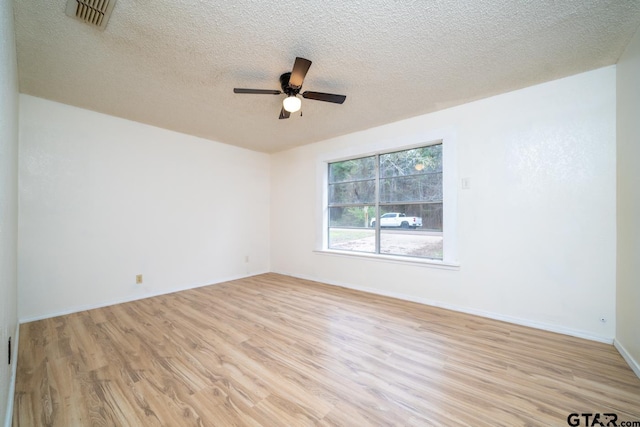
left=374, top=154, right=381, bottom=254
left=379, top=200, right=443, bottom=206
left=328, top=177, right=376, bottom=185
left=328, top=203, right=376, bottom=208
left=380, top=171, right=442, bottom=179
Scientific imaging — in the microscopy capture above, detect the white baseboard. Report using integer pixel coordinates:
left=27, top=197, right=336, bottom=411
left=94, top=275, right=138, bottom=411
left=4, top=323, right=19, bottom=427
left=19, top=271, right=269, bottom=324
left=614, top=339, right=640, bottom=379
left=274, top=270, right=614, bottom=344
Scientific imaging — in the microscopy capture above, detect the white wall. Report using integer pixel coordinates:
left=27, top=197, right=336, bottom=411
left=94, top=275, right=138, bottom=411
left=271, top=67, right=617, bottom=342
left=616, top=26, right=640, bottom=375
left=18, top=95, right=270, bottom=321
left=0, top=0, right=19, bottom=424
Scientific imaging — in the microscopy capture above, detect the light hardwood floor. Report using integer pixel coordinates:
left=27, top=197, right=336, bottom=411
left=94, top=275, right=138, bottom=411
left=13, top=273, right=640, bottom=426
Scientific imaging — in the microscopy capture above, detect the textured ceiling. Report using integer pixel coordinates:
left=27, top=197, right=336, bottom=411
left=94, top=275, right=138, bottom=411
left=13, top=0, right=640, bottom=153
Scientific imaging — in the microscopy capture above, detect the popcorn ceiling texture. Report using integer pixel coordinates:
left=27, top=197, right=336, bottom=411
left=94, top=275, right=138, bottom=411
left=13, top=0, right=640, bottom=153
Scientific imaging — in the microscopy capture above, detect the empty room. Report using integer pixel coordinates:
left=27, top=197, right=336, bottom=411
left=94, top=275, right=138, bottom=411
left=2, top=0, right=640, bottom=425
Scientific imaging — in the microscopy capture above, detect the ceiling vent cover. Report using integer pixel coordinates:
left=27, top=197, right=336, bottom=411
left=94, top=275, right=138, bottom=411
left=65, top=0, right=116, bottom=30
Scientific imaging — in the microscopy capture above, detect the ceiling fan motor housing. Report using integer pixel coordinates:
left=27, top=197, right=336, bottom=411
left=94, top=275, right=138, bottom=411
left=280, top=72, right=299, bottom=95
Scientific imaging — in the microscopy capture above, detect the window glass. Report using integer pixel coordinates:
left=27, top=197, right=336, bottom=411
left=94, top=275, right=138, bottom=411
left=379, top=203, right=443, bottom=258
left=328, top=180, right=375, bottom=205
left=328, top=228, right=376, bottom=253
left=328, top=156, right=376, bottom=183
left=379, top=145, right=443, bottom=203
left=327, top=143, right=444, bottom=260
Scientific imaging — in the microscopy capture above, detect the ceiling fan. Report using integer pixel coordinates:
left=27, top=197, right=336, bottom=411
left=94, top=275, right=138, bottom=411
left=233, top=57, right=347, bottom=119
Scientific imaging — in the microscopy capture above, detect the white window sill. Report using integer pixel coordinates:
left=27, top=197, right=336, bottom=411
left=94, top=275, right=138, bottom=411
left=314, top=249, right=460, bottom=270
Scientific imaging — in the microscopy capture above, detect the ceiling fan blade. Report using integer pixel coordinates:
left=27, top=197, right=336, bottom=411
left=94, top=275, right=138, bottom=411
left=302, top=91, right=346, bottom=104
left=234, top=88, right=282, bottom=95
left=288, top=57, right=312, bottom=89
left=279, top=107, right=291, bottom=120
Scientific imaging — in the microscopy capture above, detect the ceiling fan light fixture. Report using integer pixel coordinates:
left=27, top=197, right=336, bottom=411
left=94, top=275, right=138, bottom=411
left=283, top=95, right=301, bottom=113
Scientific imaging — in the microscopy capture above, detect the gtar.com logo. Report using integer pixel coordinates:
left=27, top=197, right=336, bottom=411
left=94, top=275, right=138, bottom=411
left=567, top=413, right=640, bottom=427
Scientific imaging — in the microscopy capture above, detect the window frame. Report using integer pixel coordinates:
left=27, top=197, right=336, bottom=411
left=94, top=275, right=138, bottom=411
left=316, top=131, right=459, bottom=268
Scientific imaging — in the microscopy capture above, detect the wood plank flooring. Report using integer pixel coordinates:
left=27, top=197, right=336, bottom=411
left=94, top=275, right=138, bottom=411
left=13, top=273, right=640, bottom=426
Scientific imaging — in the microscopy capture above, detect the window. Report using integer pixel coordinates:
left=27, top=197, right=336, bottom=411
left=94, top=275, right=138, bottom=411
left=327, top=143, right=443, bottom=260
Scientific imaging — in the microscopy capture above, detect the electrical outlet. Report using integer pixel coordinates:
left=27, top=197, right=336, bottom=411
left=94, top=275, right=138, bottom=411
left=136, top=274, right=143, bottom=284
left=245, top=255, right=249, bottom=263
